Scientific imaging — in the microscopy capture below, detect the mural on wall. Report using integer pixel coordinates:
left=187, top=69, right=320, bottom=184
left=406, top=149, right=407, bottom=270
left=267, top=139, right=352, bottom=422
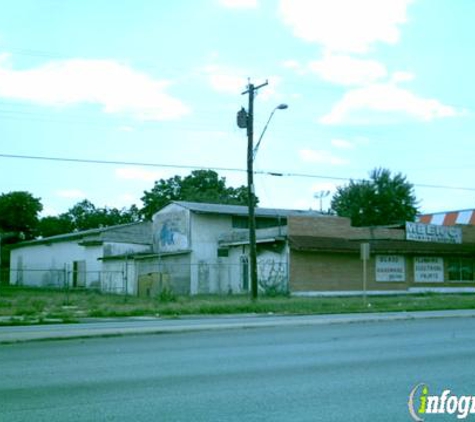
left=154, top=210, right=189, bottom=253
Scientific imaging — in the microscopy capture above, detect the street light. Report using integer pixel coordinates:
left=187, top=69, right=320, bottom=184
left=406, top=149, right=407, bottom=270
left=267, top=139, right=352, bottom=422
left=314, top=190, right=330, bottom=213
left=238, top=82, right=288, bottom=300
left=253, top=104, right=288, bottom=159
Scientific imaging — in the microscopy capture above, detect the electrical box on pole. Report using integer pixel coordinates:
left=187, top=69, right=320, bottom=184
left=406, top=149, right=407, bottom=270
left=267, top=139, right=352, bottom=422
left=236, top=107, right=248, bottom=129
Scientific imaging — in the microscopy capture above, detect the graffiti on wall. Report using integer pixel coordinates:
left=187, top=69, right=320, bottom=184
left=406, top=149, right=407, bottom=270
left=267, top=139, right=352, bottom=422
left=154, top=210, right=189, bottom=252
left=257, top=255, right=288, bottom=294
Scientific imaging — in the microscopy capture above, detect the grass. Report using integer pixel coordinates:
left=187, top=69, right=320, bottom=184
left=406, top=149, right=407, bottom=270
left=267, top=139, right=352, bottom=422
left=0, top=285, right=474, bottom=325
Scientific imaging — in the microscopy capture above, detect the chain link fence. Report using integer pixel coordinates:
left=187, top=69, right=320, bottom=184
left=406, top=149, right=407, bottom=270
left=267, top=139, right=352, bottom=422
left=1, top=260, right=289, bottom=297
left=6, top=268, right=125, bottom=293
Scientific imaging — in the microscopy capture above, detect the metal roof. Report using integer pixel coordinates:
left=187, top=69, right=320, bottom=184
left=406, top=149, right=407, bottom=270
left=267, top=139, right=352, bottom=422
left=13, top=222, right=152, bottom=248
left=173, top=201, right=322, bottom=218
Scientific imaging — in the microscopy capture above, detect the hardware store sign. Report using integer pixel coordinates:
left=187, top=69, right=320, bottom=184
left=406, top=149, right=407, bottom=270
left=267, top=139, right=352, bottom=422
left=376, top=255, right=405, bottom=282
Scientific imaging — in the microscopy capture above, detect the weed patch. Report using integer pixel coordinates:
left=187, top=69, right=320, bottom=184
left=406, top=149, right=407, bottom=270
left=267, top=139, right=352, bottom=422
left=1, top=285, right=475, bottom=325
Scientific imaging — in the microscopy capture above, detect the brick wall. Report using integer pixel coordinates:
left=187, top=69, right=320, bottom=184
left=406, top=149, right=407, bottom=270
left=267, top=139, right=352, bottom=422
left=288, top=216, right=405, bottom=240
left=290, top=251, right=409, bottom=292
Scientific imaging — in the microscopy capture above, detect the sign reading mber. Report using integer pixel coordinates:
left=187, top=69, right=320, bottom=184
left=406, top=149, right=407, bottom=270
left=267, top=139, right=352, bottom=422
left=406, top=222, right=462, bottom=244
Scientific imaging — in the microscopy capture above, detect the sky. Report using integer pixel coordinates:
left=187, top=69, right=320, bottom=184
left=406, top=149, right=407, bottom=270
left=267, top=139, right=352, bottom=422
left=0, top=0, right=474, bottom=217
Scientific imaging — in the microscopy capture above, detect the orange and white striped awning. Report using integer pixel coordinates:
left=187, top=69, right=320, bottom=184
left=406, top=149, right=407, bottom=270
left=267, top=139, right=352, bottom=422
left=417, top=209, right=475, bottom=226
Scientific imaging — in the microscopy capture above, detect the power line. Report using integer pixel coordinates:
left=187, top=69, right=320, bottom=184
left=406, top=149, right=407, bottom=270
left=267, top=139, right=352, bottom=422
left=1, top=152, right=475, bottom=192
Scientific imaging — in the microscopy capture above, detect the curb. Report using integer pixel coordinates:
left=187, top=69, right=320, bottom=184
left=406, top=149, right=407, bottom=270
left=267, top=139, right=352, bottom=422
left=1, top=309, right=475, bottom=344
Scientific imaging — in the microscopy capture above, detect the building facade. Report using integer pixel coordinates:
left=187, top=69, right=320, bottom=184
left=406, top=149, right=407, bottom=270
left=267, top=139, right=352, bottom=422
left=288, top=216, right=475, bottom=295
left=10, top=222, right=151, bottom=293
left=10, top=202, right=475, bottom=296
left=102, top=201, right=317, bottom=295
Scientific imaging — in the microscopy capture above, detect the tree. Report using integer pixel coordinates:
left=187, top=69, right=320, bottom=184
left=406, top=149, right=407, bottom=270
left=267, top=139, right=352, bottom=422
left=0, top=191, right=43, bottom=241
left=140, top=170, right=254, bottom=220
left=331, top=168, right=418, bottom=227
left=37, top=215, right=75, bottom=238
left=38, top=200, right=140, bottom=237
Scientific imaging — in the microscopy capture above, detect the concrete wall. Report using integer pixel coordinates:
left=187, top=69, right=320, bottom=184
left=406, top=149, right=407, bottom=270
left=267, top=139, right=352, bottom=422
left=152, top=204, right=191, bottom=253
left=101, top=259, right=137, bottom=295
left=150, top=204, right=289, bottom=295
left=190, top=213, right=233, bottom=294
left=227, top=246, right=248, bottom=294
left=138, top=255, right=191, bottom=295
left=102, top=253, right=193, bottom=296
left=103, top=242, right=150, bottom=258
left=257, top=247, right=288, bottom=294
left=10, top=241, right=102, bottom=288
left=10, top=240, right=150, bottom=291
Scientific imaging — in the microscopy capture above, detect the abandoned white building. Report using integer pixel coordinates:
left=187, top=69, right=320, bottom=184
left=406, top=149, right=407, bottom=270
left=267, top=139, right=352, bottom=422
left=9, top=222, right=152, bottom=293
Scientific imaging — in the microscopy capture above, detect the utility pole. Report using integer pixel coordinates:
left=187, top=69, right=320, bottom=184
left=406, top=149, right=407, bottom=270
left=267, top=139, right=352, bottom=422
left=241, top=79, right=268, bottom=300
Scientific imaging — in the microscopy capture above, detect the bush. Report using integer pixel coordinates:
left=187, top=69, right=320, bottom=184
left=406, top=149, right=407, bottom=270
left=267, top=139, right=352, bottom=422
left=158, top=287, right=176, bottom=303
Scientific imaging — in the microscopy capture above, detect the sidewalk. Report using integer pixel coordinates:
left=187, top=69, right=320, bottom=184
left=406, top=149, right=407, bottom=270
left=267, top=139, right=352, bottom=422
left=2, top=309, right=475, bottom=344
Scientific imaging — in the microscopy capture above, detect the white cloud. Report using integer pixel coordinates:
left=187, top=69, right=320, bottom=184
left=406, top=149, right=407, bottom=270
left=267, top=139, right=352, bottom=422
left=210, top=74, right=246, bottom=95
left=331, top=139, right=355, bottom=149
left=115, top=167, right=162, bottom=182
left=299, top=149, right=348, bottom=165
left=0, top=58, right=189, bottom=120
left=354, top=136, right=370, bottom=145
left=219, top=0, right=258, bottom=8
left=0, top=52, right=11, bottom=65
left=203, top=65, right=280, bottom=100
left=56, top=189, right=86, bottom=199
left=280, top=0, right=413, bottom=54
left=256, top=76, right=281, bottom=101
left=309, top=55, right=387, bottom=86
left=390, top=71, right=415, bottom=84
left=203, top=65, right=247, bottom=95
left=282, top=60, right=301, bottom=70
left=118, top=125, right=134, bottom=132
left=320, top=83, right=461, bottom=125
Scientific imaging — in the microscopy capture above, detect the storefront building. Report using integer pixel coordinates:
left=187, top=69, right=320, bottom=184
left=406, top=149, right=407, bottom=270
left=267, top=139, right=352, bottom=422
left=288, top=215, right=475, bottom=295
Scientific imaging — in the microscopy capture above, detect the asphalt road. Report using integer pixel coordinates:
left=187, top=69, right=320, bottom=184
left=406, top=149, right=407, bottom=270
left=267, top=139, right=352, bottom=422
left=1, top=318, right=475, bottom=422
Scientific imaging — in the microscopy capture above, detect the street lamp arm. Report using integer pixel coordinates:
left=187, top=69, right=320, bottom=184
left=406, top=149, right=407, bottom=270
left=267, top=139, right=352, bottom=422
left=253, top=104, right=288, bottom=160
left=253, top=109, right=276, bottom=159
